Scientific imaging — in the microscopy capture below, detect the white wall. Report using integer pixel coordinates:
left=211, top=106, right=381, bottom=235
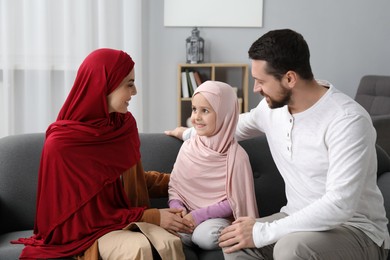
left=141, top=0, right=390, bottom=133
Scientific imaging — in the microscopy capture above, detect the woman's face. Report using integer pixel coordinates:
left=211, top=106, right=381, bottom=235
left=107, top=69, right=137, bottom=114
left=191, top=93, right=216, bottom=137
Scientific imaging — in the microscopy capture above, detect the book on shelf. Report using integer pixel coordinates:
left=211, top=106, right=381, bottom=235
left=181, top=71, right=190, bottom=98
left=185, top=70, right=194, bottom=96
left=193, top=71, right=203, bottom=86
left=188, top=71, right=198, bottom=94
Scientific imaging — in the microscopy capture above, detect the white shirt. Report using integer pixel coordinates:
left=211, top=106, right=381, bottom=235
left=234, top=83, right=390, bottom=248
left=183, top=82, right=390, bottom=248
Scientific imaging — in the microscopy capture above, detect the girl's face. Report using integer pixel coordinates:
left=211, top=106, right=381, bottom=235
left=107, top=69, right=137, bottom=114
left=191, top=93, right=216, bottom=137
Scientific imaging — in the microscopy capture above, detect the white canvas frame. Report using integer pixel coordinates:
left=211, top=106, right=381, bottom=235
left=164, top=0, right=263, bottom=28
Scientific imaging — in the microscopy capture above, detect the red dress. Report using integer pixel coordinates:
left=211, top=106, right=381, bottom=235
left=13, top=49, right=145, bottom=259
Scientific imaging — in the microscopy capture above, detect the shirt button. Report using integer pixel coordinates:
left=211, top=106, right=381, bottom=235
left=290, top=119, right=292, bottom=123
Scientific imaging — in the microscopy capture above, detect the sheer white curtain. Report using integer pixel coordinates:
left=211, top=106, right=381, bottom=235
left=0, top=0, right=144, bottom=138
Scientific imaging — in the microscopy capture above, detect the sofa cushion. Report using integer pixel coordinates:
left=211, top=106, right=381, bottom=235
left=238, top=137, right=287, bottom=217
left=0, top=133, right=44, bottom=234
left=0, top=230, right=32, bottom=260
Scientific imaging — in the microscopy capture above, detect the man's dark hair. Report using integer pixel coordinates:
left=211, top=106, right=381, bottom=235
left=248, top=29, right=314, bottom=81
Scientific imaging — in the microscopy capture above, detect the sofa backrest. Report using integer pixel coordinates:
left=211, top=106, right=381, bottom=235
left=355, top=75, right=390, bottom=116
left=139, top=134, right=185, bottom=209
left=236, top=137, right=287, bottom=217
left=140, top=134, right=287, bottom=217
left=1, top=132, right=390, bottom=235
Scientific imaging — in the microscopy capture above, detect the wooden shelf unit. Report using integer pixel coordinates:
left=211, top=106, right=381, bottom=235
left=177, top=63, right=249, bottom=126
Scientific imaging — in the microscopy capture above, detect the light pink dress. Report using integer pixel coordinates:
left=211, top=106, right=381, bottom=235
left=169, top=80, right=259, bottom=220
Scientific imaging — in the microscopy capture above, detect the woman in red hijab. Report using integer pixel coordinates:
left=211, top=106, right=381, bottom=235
left=13, top=48, right=192, bottom=259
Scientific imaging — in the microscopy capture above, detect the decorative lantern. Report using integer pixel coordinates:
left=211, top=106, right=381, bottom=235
left=186, top=27, right=204, bottom=64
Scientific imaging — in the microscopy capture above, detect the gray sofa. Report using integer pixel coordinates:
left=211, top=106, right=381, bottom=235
left=1, top=133, right=390, bottom=260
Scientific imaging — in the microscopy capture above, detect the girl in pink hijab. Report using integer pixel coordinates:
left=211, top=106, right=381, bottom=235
left=168, top=80, right=258, bottom=250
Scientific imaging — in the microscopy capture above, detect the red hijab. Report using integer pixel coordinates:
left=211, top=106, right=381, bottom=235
left=15, top=49, right=144, bottom=259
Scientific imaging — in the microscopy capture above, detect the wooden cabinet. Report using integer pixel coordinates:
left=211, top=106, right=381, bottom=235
left=177, top=63, right=249, bottom=126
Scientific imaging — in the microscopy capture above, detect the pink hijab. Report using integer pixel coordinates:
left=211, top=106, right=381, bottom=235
left=169, top=81, right=258, bottom=219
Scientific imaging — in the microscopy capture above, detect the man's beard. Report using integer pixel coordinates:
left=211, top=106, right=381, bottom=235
left=262, top=87, right=291, bottom=109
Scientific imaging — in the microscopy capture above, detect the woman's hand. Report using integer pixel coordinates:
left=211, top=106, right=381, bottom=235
left=177, top=207, right=187, bottom=218
left=164, top=127, right=188, bottom=140
left=159, top=208, right=194, bottom=236
left=183, top=213, right=196, bottom=228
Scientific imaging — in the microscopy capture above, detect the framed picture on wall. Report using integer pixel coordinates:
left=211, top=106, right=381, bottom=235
left=164, top=0, right=263, bottom=28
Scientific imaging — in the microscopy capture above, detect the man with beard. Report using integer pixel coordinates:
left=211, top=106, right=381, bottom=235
left=166, top=29, right=389, bottom=260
